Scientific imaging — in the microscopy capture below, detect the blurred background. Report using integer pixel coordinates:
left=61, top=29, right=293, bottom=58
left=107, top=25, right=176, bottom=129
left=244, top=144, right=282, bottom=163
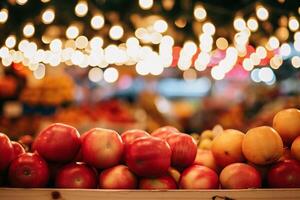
left=0, top=0, right=299, bottom=139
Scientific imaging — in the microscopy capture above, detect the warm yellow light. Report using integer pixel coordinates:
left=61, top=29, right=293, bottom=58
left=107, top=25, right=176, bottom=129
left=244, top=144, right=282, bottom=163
left=161, top=35, right=174, bottom=46
left=23, top=23, right=35, bottom=38
left=18, top=39, right=29, bottom=52
left=75, top=1, right=88, bottom=17
left=90, top=37, right=104, bottom=49
left=199, top=34, right=213, bottom=46
left=270, top=55, right=283, bottom=69
left=288, top=17, right=299, bottom=32
left=256, top=46, right=267, bottom=59
left=49, top=39, right=62, bottom=52
left=194, top=5, right=206, bottom=21
left=250, top=53, right=261, bottom=65
left=42, top=8, right=55, bottom=24
left=16, top=0, right=28, bottom=5
left=268, top=36, right=280, bottom=50
left=292, top=56, right=300, bottom=68
left=256, top=6, right=269, bottom=21
left=234, top=17, right=246, bottom=31
left=75, top=36, right=88, bottom=49
left=175, top=17, right=187, bottom=28
left=139, top=0, right=153, bottom=10
left=88, top=67, right=103, bottom=82
left=104, top=67, right=119, bottom=83
left=202, top=22, right=215, bottom=35
left=126, top=37, right=139, bottom=48
left=294, top=31, right=300, bottom=41
left=294, top=40, right=300, bottom=51
left=153, top=19, right=168, bottom=33
left=5, top=35, right=16, bottom=49
left=247, top=17, right=259, bottom=32
left=90, top=15, right=105, bottom=30
left=242, top=58, right=254, bottom=71
left=41, top=0, right=51, bottom=2
left=66, top=25, right=79, bottom=39
left=216, top=37, right=228, bottom=50
left=211, top=67, right=225, bottom=80
left=0, top=9, right=8, bottom=24
left=109, top=25, right=124, bottom=40
left=280, top=43, right=291, bottom=57
left=275, top=27, right=289, bottom=41
left=183, top=68, right=197, bottom=81
left=183, top=41, right=197, bottom=56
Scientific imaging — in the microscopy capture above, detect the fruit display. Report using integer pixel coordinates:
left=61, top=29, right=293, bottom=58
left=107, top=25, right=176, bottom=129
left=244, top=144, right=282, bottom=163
left=1, top=108, right=300, bottom=190
left=20, top=73, right=75, bottom=106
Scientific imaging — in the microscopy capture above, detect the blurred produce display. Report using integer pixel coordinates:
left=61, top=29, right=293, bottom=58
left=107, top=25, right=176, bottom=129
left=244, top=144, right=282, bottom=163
left=1, top=108, right=300, bottom=190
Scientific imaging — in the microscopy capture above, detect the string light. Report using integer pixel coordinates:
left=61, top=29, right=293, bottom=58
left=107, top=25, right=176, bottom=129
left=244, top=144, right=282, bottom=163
left=280, top=43, right=291, bottom=57
left=23, top=23, right=35, bottom=38
left=42, top=8, right=55, bottom=24
left=75, top=1, right=88, bottom=17
left=90, top=14, right=105, bottom=30
left=194, top=5, right=206, bottom=21
left=41, top=0, right=51, bottom=2
left=139, top=0, right=153, bottom=10
left=90, top=37, right=104, bottom=49
left=294, top=40, right=300, bottom=51
left=104, top=67, right=119, bottom=83
left=294, top=31, right=300, bottom=41
left=0, top=9, right=8, bottom=24
left=288, top=17, right=299, bottom=32
left=16, top=0, right=28, bottom=5
left=256, top=46, right=267, bottom=59
left=49, top=39, right=62, bottom=52
left=153, top=19, right=168, bottom=33
left=270, top=55, right=283, bottom=69
left=247, top=17, right=258, bottom=32
left=268, top=36, right=280, bottom=50
left=216, top=37, right=228, bottom=50
left=88, top=67, right=103, bottom=82
left=202, top=22, right=216, bottom=35
left=75, top=36, right=89, bottom=49
left=66, top=25, right=79, bottom=39
left=5, top=35, right=16, bottom=49
left=109, top=25, right=124, bottom=40
left=234, top=17, right=246, bottom=31
left=291, top=56, right=300, bottom=68
left=256, top=5, right=269, bottom=21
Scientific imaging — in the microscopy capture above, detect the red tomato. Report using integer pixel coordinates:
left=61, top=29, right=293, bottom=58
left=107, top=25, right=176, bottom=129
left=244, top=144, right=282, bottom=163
left=33, top=123, right=81, bottom=162
left=55, top=162, right=97, bottom=189
left=8, top=153, right=49, bottom=187
left=125, top=137, right=171, bottom=177
left=0, top=133, right=14, bottom=172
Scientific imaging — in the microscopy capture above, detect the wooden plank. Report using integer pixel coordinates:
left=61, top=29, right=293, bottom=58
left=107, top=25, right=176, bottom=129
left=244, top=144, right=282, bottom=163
left=0, top=188, right=300, bottom=200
